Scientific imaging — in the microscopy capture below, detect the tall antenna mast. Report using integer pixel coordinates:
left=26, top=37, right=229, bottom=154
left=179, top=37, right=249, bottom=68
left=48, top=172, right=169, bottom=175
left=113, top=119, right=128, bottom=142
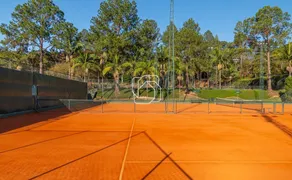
left=171, top=0, right=175, bottom=111
left=167, top=0, right=175, bottom=113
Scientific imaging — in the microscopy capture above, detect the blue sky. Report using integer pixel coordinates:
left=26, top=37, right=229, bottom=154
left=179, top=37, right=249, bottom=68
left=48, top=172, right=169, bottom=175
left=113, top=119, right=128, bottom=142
left=0, top=0, right=291, bottom=42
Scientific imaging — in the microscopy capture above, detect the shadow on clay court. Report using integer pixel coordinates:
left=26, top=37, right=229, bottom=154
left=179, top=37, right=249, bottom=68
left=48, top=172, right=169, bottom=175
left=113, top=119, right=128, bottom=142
left=262, top=115, right=292, bottom=138
left=0, top=99, right=108, bottom=134
left=0, top=108, right=72, bottom=134
left=9, top=130, right=192, bottom=180
left=176, top=103, right=202, bottom=113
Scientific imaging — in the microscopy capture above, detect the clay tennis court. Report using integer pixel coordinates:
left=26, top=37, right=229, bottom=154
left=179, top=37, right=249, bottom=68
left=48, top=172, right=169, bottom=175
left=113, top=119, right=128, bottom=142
left=0, top=103, right=292, bottom=180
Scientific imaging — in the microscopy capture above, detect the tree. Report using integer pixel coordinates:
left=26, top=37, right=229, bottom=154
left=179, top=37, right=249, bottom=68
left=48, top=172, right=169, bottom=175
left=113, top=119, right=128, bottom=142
left=182, top=18, right=200, bottom=33
left=0, top=0, right=65, bottom=74
left=273, top=42, right=292, bottom=76
left=234, top=18, right=255, bottom=77
left=90, top=0, right=139, bottom=64
left=176, top=18, right=205, bottom=91
left=204, top=30, right=215, bottom=42
left=253, top=6, right=292, bottom=91
left=73, top=52, right=99, bottom=82
left=211, top=47, right=224, bottom=89
left=134, top=60, right=156, bottom=76
left=135, top=19, right=160, bottom=56
left=102, top=55, right=124, bottom=97
left=234, top=18, right=254, bottom=47
left=162, top=22, right=178, bottom=46
left=52, top=22, right=80, bottom=78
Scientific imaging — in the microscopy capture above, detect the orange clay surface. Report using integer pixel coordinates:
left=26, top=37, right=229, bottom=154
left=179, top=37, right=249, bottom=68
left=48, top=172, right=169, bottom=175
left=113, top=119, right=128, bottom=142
left=0, top=103, right=292, bottom=180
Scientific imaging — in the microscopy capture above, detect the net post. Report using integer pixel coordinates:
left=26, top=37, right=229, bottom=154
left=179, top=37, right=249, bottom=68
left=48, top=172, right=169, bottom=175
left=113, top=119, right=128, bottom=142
left=282, top=102, right=285, bottom=115
left=261, top=102, right=264, bottom=114
left=240, top=101, right=243, bottom=114
left=68, top=99, right=71, bottom=110
left=273, top=103, right=276, bottom=114
left=175, top=100, right=177, bottom=114
left=134, top=101, right=136, bottom=113
left=165, top=99, right=167, bottom=113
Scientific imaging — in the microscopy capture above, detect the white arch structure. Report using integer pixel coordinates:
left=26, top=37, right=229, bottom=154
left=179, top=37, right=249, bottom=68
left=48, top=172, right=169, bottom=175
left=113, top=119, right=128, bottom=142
left=131, top=75, right=162, bottom=104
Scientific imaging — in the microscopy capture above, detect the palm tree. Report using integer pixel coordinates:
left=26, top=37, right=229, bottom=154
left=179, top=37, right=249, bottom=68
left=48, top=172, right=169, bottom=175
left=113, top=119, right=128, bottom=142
left=134, top=60, right=157, bottom=98
left=102, top=55, right=123, bottom=97
left=157, top=46, right=169, bottom=87
left=73, top=52, right=99, bottom=82
left=211, top=47, right=227, bottom=89
left=273, top=42, right=292, bottom=76
left=175, top=57, right=184, bottom=88
left=134, top=60, right=156, bottom=76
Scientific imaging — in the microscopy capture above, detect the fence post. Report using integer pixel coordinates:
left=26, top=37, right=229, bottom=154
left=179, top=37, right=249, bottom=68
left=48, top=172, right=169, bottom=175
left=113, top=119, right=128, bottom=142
left=165, top=100, right=167, bottom=114
left=101, top=99, right=104, bottom=113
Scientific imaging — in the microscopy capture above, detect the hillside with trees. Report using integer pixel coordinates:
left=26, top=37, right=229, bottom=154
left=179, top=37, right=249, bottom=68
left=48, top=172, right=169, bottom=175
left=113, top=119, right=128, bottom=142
left=1, top=0, right=292, bottom=101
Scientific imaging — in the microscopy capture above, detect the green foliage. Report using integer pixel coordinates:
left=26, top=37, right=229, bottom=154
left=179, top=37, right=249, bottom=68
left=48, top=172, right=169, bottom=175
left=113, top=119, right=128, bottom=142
left=285, top=77, right=292, bottom=91
left=90, top=0, right=139, bottom=61
left=1, top=0, right=292, bottom=97
left=0, top=0, right=65, bottom=73
left=279, top=77, right=292, bottom=102
left=233, top=78, right=254, bottom=88
left=198, top=89, right=270, bottom=100
left=203, top=30, right=215, bottom=42
left=49, top=62, right=70, bottom=75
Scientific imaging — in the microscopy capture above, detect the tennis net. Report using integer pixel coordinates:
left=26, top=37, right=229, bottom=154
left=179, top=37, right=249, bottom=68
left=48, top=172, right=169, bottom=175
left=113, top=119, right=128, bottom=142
left=216, top=98, right=263, bottom=112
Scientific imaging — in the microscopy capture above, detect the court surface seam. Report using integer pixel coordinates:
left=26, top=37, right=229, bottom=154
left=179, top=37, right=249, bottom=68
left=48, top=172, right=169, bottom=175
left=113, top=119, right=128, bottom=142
left=125, top=160, right=292, bottom=164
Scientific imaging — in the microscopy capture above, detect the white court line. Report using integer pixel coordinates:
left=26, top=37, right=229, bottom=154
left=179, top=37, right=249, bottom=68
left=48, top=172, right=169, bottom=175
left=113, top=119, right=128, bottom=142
left=119, top=117, right=136, bottom=180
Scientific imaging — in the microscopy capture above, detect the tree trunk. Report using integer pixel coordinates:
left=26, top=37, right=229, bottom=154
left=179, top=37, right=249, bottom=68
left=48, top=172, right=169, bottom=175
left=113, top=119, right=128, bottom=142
left=71, top=61, right=75, bottom=79
left=240, top=54, right=243, bottom=77
left=101, top=76, right=104, bottom=99
left=97, top=73, right=100, bottom=84
left=185, top=71, right=189, bottom=92
left=219, top=70, right=222, bottom=89
left=68, top=55, right=71, bottom=79
left=114, top=72, right=120, bottom=97
left=215, top=68, right=218, bottom=89
left=267, top=50, right=272, bottom=91
left=39, top=50, right=43, bottom=74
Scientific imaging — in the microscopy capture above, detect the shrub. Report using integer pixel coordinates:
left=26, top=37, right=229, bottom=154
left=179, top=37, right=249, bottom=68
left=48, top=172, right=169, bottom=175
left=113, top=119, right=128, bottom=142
left=285, top=77, right=292, bottom=91
left=280, top=77, right=292, bottom=102
left=233, top=78, right=253, bottom=88
left=285, top=77, right=292, bottom=102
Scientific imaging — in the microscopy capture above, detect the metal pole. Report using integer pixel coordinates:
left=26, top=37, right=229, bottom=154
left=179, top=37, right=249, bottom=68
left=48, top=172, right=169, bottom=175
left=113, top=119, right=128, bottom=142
left=171, top=0, right=175, bottom=112
left=282, top=103, right=285, bottom=115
